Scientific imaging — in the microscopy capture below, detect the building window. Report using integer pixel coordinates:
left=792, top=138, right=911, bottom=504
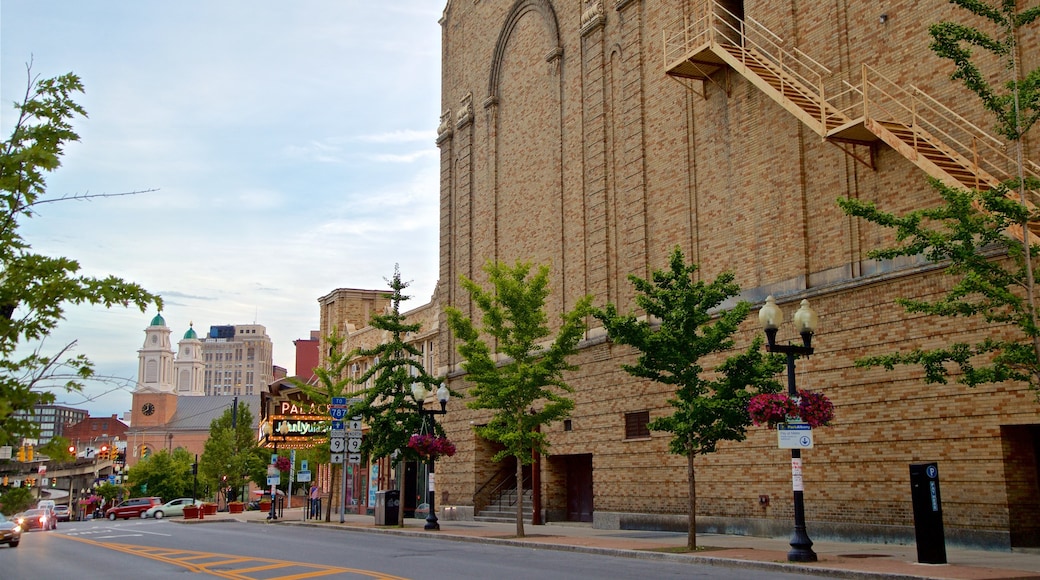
left=625, top=411, right=651, bottom=440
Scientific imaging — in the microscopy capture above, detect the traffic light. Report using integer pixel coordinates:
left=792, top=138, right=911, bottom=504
left=100, top=445, right=108, bottom=460
left=68, top=445, right=76, bottom=456
left=17, top=446, right=25, bottom=462
left=109, top=447, right=119, bottom=460
left=26, top=444, right=33, bottom=462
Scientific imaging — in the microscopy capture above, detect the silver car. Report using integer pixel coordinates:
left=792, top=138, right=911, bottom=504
left=143, top=498, right=203, bottom=519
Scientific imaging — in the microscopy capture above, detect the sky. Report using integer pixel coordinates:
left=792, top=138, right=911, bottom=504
left=1, top=1, right=444, bottom=421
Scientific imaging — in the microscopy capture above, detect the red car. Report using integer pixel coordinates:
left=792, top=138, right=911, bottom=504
left=105, top=497, right=162, bottom=520
left=16, top=509, right=55, bottom=531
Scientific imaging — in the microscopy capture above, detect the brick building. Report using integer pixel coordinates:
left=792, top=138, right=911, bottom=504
left=430, top=0, right=1040, bottom=550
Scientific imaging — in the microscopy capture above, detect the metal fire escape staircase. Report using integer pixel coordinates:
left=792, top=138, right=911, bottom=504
left=663, top=0, right=1040, bottom=244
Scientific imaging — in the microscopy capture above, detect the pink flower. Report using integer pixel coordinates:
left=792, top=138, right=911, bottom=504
left=408, top=434, right=457, bottom=460
left=749, top=391, right=834, bottom=428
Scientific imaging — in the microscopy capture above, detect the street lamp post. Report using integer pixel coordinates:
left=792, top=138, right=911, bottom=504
left=759, top=295, right=819, bottom=563
left=412, top=382, right=450, bottom=531
left=263, top=422, right=280, bottom=521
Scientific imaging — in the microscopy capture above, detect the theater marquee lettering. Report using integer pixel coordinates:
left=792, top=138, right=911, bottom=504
left=272, top=417, right=329, bottom=437
left=279, top=401, right=332, bottom=416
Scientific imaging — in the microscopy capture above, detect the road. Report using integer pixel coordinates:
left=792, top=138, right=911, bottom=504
left=1, top=519, right=818, bottom=579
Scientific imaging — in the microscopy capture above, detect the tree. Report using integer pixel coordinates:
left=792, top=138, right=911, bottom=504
left=0, top=66, right=161, bottom=446
left=446, top=261, right=592, bottom=538
left=200, top=404, right=263, bottom=506
left=593, top=247, right=783, bottom=550
left=0, top=486, right=34, bottom=515
left=344, top=265, right=442, bottom=526
left=838, top=1, right=1040, bottom=392
left=294, top=328, right=357, bottom=522
left=37, top=435, right=74, bottom=463
left=126, top=448, right=194, bottom=501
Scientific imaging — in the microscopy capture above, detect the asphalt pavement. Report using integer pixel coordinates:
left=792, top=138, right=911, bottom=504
left=173, top=506, right=1040, bottom=580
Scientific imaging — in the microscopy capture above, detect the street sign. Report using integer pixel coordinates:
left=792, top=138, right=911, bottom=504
left=301, top=460, right=309, bottom=471
left=267, top=474, right=280, bottom=486
left=297, top=470, right=311, bottom=483
left=38, top=465, right=46, bottom=475
left=348, top=420, right=362, bottom=431
left=331, top=420, right=344, bottom=431
left=330, top=438, right=346, bottom=453
left=348, top=453, right=361, bottom=464
left=347, top=438, right=362, bottom=452
left=778, top=423, right=813, bottom=449
left=330, top=453, right=344, bottom=464
left=331, top=396, right=347, bottom=406
left=330, top=407, right=347, bottom=420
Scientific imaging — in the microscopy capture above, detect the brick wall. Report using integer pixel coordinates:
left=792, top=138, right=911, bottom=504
left=430, top=0, right=1039, bottom=547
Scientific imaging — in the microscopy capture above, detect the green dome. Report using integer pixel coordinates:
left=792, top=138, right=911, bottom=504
left=150, top=313, right=166, bottom=326
left=183, top=324, right=198, bottom=339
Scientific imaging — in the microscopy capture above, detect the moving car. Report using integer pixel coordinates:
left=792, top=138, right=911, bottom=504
left=143, top=498, right=202, bottom=519
left=0, top=513, right=21, bottom=547
left=53, top=505, right=71, bottom=522
left=16, top=508, right=55, bottom=531
left=105, top=497, right=162, bottom=520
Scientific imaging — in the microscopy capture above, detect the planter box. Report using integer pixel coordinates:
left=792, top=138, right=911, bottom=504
left=258, top=500, right=271, bottom=512
left=202, top=504, right=217, bottom=515
left=228, top=502, right=244, bottom=514
left=183, top=506, right=200, bottom=519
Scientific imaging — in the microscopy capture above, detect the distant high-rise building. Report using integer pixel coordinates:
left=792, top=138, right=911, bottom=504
left=201, top=324, right=274, bottom=397
left=11, top=404, right=88, bottom=445
left=136, top=314, right=274, bottom=397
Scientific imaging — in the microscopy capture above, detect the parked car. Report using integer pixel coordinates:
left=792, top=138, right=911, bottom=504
left=143, top=498, right=202, bottom=519
left=52, top=505, right=71, bottom=522
left=105, top=497, right=162, bottom=520
left=0, top=513, right=21, bottom=547
left=15, top=508, right=55, bottom=531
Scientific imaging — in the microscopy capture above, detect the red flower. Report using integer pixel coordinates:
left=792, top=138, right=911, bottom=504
left=749, top=391, right=834, bottom=428
left=275, top=456, right=292, bottom=472
left=408, top=434, right=456, bottom=460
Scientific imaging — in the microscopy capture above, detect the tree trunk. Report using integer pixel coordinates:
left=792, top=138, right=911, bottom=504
left=515, top=458, right=525, bottom=538
left=687, top=454, right=697, bottom=550
left=325, top=464, right=335, bottom=522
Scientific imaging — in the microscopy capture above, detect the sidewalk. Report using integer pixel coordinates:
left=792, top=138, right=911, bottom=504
left=180, top=507, right=1040, bottom=580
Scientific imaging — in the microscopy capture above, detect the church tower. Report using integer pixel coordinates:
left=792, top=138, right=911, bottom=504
left=173, top=323, right=205, bottom=396
left=136, top=312, right=174, bottom=392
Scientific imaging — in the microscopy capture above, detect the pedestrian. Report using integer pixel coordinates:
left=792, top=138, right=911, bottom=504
left=309, top=483, right=319, bottom=519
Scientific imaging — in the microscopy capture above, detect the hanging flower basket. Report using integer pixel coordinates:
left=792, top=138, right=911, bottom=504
left=408, top=434, right=456, bottom=460
left=749, top=390, right=834, bottom=428
left=275, top=456, right=292, bottom=473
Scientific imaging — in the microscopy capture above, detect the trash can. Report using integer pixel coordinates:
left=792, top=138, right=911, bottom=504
left=909, top=462, right=947, bottom=564
left=375, top=490, right=400, bottom=526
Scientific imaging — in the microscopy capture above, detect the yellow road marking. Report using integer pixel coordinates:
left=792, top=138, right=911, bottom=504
left=60, top=534, right=409, bottom=579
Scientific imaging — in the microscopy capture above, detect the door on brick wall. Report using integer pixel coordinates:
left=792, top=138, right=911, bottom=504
left=1002, top=425, right=1040, bottom=547
left=565, top=454, right=593, bottom=523
left=716, top=0, right=745, bottom=46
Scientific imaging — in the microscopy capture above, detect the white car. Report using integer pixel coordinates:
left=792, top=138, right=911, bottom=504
left=143, top=498, right=203, bottom=519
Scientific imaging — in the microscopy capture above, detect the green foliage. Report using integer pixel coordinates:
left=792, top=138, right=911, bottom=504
left=839, top=180, right=1040, bottom=388
left=37, top=435, right=73, bottom=463
left=347, top=265, right=441, bottom=463
left=126, top=448, right=194, bottom=501
left=929, top=0, right=1040, bottom=140
left=0, top=486, right=34, bottom=515
left=448, top=261, right=591, bottom=463
left=594, top=247, right=784, bottom=457
left=447, top=260, right=591, bottom=537
left=839, top=1, right=1040, bottom=392
left=594, top=247, right=783, bottom=550
left=93, top=481, right=121, bottom=504
left=199, top=404, right=263, bottom=503
left=0, top=67, right=161, bottom=446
